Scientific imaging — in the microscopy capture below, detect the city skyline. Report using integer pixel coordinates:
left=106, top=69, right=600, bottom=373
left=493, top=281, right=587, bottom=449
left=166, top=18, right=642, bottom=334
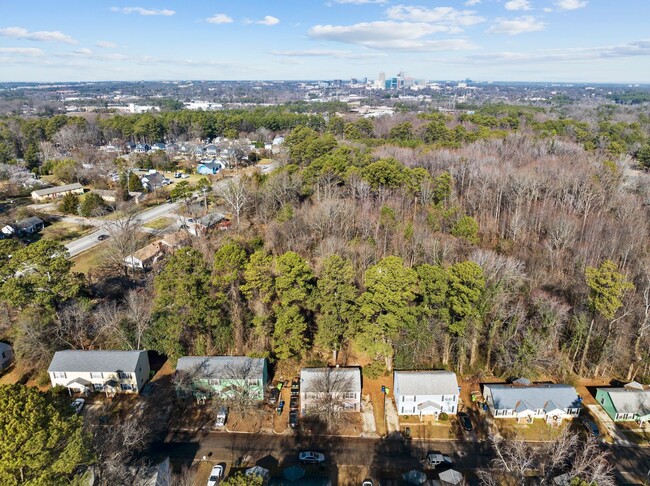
left=0, top=0, right=649, bottom=83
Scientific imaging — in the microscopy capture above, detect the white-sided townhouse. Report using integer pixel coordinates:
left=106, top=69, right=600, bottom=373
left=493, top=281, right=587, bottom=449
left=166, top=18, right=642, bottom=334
left=48, top=350, right=150, bottom=395
left=393, top=370, right=460, bottom=418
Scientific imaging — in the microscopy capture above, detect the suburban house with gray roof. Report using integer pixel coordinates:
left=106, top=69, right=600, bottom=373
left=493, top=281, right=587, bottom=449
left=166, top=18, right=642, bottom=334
left=175, top=356, right=267, bottom=402
left=483, top=383, right=582, bottom=424
left=393, top=370, right=460, bottom=418
left=48, top=350, right=150, bottom=395
left=1, top=216, right=44, bottom=237
left=595, top=383, right=650, bottom=424
left=31, top=182, right=84, bottom=201
left=300, top=367, right=362, bottom=413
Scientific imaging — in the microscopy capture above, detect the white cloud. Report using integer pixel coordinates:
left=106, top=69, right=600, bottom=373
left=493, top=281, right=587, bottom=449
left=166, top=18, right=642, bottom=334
left=465, top=0, right=481, bottom=5
left=0, top=47, right=44, bottom=57
left=555, top=0, right=588, bottom=10
left=385, top=5, right=484, bottom=27
left=331, top=0, right=387, bottom=4
left=110, top=7, right=175, bottom=16
left=0, top=26, right=76, bottom=44
left=271, top=49, right=385, bottom=59
left=95, top=41, right=118, bottom=49
left=444, top=40, right=650, bottom=65
left=309, top=21, right=476, bottom=51
left=246, top=15, right=280, bottom=26
left=486, top=16, right=545, bottom=35
left=505, top=0, right=532, bottom=11
left=73, top=48, right=93, bottom=56
left=206, top=14, right=233, bottom=24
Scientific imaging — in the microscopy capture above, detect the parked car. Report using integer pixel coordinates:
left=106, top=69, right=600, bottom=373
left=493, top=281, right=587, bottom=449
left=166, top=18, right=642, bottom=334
left=298, top=451, right=325, bottom=464
left=70, top=398, right=85, bottom=414
left=181, top=174, right=190, bottom=179
left=174, top=172, right=182, bottom=178
left=276, top=400, right=285, bottom=415
left=423, top=451, right=453, bottom=469
left=289, top=410, right=299, bottom=429
left=361, top=480, right=374, bottom=486
left=207, top=464, right=224, bottom=486
left=458, top=412, right=473, bottom=431
left=290, top=395, right=299, bottom=411
left=580, top=418, right=600, bottom=437
left=215, top=406, right=228, bottom=427
left=268, top=387, right=280, bottom=404
left=97, top=234, right=109, bottom=241
left=291, top=377, right=300, bottom=396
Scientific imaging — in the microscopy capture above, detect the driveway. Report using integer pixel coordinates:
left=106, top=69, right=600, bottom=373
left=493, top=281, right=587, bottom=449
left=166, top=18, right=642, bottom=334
left=586, top=404, right=632, bottom=446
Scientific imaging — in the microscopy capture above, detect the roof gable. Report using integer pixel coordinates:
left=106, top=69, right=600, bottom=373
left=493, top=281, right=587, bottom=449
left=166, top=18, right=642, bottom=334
left=485, top=384, right=581, bottom=411
left=394, top=370, right=459, bottom=397
left=48, top=350, right=147, bottom=373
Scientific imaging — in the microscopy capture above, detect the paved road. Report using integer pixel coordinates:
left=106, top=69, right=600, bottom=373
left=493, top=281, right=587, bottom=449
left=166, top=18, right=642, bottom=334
left=152, top=431, right=492, bottom=471
left=64, top=202, right=178, bottom=257
left=150, top=430, right=650, bottom=482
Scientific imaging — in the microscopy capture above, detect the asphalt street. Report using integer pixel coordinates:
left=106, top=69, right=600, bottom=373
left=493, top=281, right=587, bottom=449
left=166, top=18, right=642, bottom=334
left=64, top=201, right=179, bottom=257
left=150, top=430, right=650, bottom=482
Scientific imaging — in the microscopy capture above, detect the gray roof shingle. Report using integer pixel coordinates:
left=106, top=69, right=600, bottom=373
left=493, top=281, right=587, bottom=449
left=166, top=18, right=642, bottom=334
left=48, top=350, right=147, bottom=373
left=394, top=370, right=459, bottom=396
left=175, top=356, right=265, bottom=378
left=300, top=367, right=361, bottom=393
left=32, top=183, right=83, bottom=197
left=485, top=384, right=581, bottom=411
left=601, top=388, right=650, bottom=416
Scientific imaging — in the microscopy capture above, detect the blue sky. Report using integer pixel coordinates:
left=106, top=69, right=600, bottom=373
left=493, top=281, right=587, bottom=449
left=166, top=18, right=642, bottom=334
left=0, top=1, right=648, bottom=83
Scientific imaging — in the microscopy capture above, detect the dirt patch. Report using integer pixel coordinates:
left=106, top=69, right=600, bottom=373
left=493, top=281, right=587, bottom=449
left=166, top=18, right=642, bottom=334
left=362, top=374, right=393, bottom=437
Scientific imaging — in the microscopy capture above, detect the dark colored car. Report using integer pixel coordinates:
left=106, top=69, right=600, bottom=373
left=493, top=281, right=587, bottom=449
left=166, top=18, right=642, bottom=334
left=458, top=412, right=473, bottom=431
left=291, top=378, right=300, bottom=396
left=289, top=410, right=299, bottom=429
left=581, top=419, right=600, bottom=437
left=290, top=395, right=299, bottom=411
left=268, top=387, right=280, bottom=404
left=97, top=234, right=109, bottom=241
left=276, top=400, right=285, bottom=415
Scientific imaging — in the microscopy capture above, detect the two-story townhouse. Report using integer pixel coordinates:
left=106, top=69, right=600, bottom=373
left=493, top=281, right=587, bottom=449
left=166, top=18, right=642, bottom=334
left=483, top=383, right=582, bottom=424
left=175, top=356, right=267, bottom=401
left=48, top=350, right=150, bottom=395
left=300, top=367, right=362, bottom=413
left=393, top=370, right=460, bottom=418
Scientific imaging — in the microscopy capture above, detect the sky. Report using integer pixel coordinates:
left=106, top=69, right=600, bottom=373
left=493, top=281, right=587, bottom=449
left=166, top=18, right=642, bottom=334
left=0, top=0, right=649, bottom=83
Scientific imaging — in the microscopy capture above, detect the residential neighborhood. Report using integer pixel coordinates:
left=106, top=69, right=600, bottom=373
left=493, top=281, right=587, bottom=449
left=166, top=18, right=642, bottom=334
left=1, top=22, right=650, bottom=483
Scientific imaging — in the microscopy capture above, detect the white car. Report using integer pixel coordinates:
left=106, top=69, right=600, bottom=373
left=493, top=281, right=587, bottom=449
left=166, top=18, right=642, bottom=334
left=215, top=406, right=228, bottom=427
left=207, top=464, right=224, bottom=486
left=70, top=398, right=85, bottom=414
left=298, top=451, right=325, bottom=464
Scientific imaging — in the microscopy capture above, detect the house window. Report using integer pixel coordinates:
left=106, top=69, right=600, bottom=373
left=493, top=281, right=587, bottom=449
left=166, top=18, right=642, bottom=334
left=246, top=378, right=259, bottom=386
left=118, top=372, right=131, bottom=380
left=90, top=372, right=103, bottom=379
left=93, top=383, right=104, bottom=391
left=120, top=383, right=133, bottom=391
left=443, top=396, right=454, bottom=402
left=343, top=392, right=356, bottom=400
left=403, top=395, right=415, bottom=402
left=209, top=378, right=221, bottom=386
left=53, top=371, right=67, bottom=379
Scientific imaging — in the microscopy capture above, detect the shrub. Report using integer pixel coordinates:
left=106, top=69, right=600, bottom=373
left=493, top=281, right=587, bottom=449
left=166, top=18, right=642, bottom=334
left=362, top=360, right=386, bottom=380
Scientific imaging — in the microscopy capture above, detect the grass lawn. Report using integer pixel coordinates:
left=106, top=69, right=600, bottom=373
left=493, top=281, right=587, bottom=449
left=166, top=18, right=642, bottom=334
left=496, top=419, right=569, bottom=441
left=71, top=246, right=107, bottom=274
left=41, top=221, right=94, bottom=243
left=143, top=217, right=174, bottom=230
